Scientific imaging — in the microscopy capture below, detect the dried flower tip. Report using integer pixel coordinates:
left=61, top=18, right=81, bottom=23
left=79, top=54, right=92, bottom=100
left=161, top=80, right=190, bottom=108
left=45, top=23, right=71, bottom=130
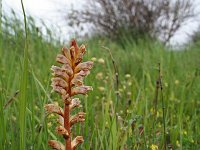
left=79, top=44, right=86, bottom=54
left=75, top=61, right=93, bottom=73
left=77, top=45, right=83, bottom=54
left=70, top=46, right=76, bottom=60
left=56, top=54, right=71, bottom=65
left=70, top=112, right=86, bottom=126
left=55, top=126, right=69, bottom=139
left=70, top=39, right=79, bottom=54
left=57, top=116, right=64, bottom=126
left=48, top=140, right=65, bottom=150
left=71, top=136, right=84, bottom=150
left=74, top=45, right=86, bottom=64
left=51, top=77, right=68, bottom=89
left=71, top=86, right=93, bottom=96
left=61, top=47, right=71, bottom=61
left=44, top=104, right=64, bottom=117
left=69, top=98, right=81, bottom=110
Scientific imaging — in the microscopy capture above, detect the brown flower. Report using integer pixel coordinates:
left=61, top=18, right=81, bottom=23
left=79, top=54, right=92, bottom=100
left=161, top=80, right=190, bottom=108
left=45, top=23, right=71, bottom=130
left=45, top=39, right=93, bottom=150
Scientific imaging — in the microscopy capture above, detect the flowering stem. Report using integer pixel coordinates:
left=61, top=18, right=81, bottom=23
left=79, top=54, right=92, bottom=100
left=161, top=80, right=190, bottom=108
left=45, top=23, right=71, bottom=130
left=46, top=40, right=93, bottom=150
left=65, top=72, right=73, bottom=150
left=64, top=102, right=71, bottom=150
left=158, top=63, right=166, bottom=150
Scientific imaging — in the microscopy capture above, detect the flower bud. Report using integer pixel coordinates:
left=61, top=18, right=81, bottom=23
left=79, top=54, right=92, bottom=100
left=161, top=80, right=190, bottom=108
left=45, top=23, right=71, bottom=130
left=70, top=98, right=81, bottom=110
left=71, top=86, right=93, bottom=96
left=57, top=116, right=64, bottom=126
left=55, top=126, right=69, bottom=139
left=75, top=61, right=93, bottom=73
left=48, top=140, right=65, bottom=150
left=70, top=112, right=86, bottom=126
left=71, top=136, right=84, bottom=150
left=56, top=54, right=71, bottom=65
left=44, top=104, right=64, bottom=116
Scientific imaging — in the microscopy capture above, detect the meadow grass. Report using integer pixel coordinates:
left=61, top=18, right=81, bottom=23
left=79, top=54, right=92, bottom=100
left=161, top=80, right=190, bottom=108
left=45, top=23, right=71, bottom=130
left=0, top=13, right=200, bottom=150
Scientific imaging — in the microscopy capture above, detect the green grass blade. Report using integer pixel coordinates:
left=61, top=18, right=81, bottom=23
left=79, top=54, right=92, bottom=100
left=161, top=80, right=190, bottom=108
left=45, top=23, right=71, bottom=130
left=19, top=0, right=28, bottom=149
left=0, top=85, right=6, bottom=149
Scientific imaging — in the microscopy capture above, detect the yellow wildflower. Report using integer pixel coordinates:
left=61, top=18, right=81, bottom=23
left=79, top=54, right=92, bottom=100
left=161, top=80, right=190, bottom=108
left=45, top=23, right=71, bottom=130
left=150, top=144, right=158, bottom=150
left=47, top=122, right=52, bottom=127
left=176, top=140, right=180, bottom=147
left=98, top=86, right=105, bottom=92
left=91, top=57, right=97, bottom=62
left=96, top=72, right=103, bottom=80
left=175, top=80, right=179, bottom=85
left=98, top=58, right=105, bottom=64
left=125, top=74, right=131, bottom=79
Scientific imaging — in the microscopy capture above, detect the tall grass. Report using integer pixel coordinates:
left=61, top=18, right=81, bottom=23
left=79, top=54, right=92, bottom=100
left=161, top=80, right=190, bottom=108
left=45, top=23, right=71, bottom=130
left=19, top=0, right=28, bottom=149
left=0, top=10, right=200, bottom=149
left=0, top=1, right=5, bottom=149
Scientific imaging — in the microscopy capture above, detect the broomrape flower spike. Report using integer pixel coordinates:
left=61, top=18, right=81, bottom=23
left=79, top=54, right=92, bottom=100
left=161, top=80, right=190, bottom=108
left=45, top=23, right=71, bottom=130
left=45, top=39, right=93, bottom=150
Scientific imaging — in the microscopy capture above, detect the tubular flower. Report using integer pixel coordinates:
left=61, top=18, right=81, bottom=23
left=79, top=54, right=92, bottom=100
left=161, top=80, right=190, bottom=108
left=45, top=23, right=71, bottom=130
left=45, top=39, right=93, bottom=150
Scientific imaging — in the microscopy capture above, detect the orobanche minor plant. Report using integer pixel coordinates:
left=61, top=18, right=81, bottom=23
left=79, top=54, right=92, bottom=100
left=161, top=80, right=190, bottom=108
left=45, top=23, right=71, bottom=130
left=45, top=39, right=93, bottom=150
